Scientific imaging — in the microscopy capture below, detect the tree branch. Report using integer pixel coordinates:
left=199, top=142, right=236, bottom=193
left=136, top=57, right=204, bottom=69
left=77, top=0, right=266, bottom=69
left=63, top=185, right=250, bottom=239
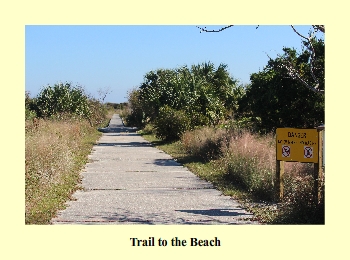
left=290, top=25, right=323, bottom=93
left=196, top=25, right=261, bottom=33
left=312, top=25, right=325, bottom=33
left=196, top=25, right=234, bottom=33
left=266, top=52, right=324, bottom=95
left=280, top=60, right=323, bottom=94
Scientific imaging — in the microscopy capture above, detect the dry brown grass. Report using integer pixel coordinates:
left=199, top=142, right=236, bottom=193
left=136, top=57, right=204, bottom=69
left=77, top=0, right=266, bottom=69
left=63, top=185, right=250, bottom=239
left=25, top=117, right=104, bottom=224
left=221, top=131, right=276, bottom=172
left=182, top=127, right=227, bottom=160
left=26, top=120, right=78, bottom=186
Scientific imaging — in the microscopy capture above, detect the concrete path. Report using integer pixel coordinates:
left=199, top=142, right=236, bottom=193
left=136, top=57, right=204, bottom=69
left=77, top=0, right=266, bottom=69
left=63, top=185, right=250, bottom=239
left=51, top=114, right=259, bottom=225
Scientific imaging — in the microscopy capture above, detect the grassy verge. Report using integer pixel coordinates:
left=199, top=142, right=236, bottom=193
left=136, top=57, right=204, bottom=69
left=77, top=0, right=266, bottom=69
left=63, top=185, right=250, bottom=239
left=140, top=128, right=324, bottom=224
left=25, top=113, right=113, bottom=224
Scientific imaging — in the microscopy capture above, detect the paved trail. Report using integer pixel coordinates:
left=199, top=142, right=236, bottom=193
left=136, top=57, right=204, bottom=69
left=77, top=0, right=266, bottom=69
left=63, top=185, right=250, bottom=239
left=51, top=114, right=259, bottom=224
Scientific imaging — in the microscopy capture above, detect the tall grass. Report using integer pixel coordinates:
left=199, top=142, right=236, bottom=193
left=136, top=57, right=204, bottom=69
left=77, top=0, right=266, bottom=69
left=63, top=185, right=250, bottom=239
left=182, top=126, right=226, bottom=161
left=25, top=116, right=110, bottom=224
left=220, top=131, right=276, bottom=201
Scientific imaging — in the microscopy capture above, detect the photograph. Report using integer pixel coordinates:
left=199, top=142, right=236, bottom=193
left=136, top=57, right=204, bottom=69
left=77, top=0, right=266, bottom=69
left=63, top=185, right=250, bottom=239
left=25, top=25, right=325, bottom=225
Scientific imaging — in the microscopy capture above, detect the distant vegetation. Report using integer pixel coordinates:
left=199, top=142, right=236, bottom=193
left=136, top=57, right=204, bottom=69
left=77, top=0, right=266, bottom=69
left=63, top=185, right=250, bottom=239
left=124, top=39, right=325, bottom=224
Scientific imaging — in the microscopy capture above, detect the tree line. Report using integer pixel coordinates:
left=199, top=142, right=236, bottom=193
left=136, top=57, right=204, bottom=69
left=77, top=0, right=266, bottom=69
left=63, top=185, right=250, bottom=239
left=125, top=37, right=324, bottom=140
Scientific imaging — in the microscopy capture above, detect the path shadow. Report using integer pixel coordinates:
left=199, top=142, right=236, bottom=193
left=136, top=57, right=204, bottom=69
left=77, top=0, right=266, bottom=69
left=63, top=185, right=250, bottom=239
left=175, top=208, right=253, bottom=217
left=98, top=127, right=138, bottom=133
left=144, top=139, right=207, bottom=165
left=151, top=159, right=182, bottom=166
left=96, top=141, right=153, bottom=148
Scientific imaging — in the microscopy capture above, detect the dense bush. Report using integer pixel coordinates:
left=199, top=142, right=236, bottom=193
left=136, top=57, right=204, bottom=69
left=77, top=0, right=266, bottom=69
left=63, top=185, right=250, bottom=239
left=123, top=88, right=145, bottom=128
left=238, top=39, right=325, bottom=132
left=154, top=106, right=191, bottom=141
left=127, top=62, right=244, bottom=129
left=127, top=41, right=324, bottom=134
left=27, top=83, right=108, bottom=126
left=36, top=83, right=90, bottom=119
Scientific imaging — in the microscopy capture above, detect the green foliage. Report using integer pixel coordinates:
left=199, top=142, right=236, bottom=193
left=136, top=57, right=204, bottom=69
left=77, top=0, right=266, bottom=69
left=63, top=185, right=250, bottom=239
left=25, top=91, right=38, bottom=120
left=238, top=39, right=325, bottom=132
left=25, top=108, right=37, bottom=120
left=128, top=62, right=243, bottom=129
left=25, top=91, right=32, bottom=108
left=140, top=123, right=156, bottom=135
left=154, top=106, right=191, bottom=141
left=281, top=37, right=325, bottom=93
left=33, top=82, right=108, bottom=126
left=131, top=41, right=325, bottom=134
left=36, top=82, right=90, bottom=119
left=124, top=88, right=145, bottom=128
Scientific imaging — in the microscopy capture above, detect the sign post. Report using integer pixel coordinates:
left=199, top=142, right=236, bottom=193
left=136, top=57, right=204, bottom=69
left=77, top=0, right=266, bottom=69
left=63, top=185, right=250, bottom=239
left=275, top=160, right=285, bottom=201
left=275, top=128, right=321, bottom=202
left=315, top=124, right=325, bottom=204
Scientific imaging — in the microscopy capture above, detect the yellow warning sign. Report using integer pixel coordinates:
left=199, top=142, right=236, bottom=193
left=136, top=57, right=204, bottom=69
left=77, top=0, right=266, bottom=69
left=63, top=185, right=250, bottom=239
left=276, top=128, right=319, bottom=163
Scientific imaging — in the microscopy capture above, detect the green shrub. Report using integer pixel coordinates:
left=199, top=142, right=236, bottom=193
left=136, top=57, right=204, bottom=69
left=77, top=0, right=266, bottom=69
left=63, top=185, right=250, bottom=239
left=25, top=91, right=38, bottom=120
left=141, top=123, right=156, bottom=135
left=33, top=83, right=108, bottom=126
left=36, top=82, right=90, bottom=119
left=188, top=112, right=210, bottom=128
left=220, top=116, right=262, bottom=133
left=154, top=106, right=191, bottom=141
left=25, top=108, right=37, bottom=121
left=125, top=110, right=144, bottom=128
left=124, top=88, right=145, bottom=128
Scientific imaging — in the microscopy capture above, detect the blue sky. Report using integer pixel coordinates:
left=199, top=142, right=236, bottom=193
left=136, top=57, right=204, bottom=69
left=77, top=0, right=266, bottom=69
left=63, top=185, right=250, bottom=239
left=25, top=25, right=323, bottom=103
